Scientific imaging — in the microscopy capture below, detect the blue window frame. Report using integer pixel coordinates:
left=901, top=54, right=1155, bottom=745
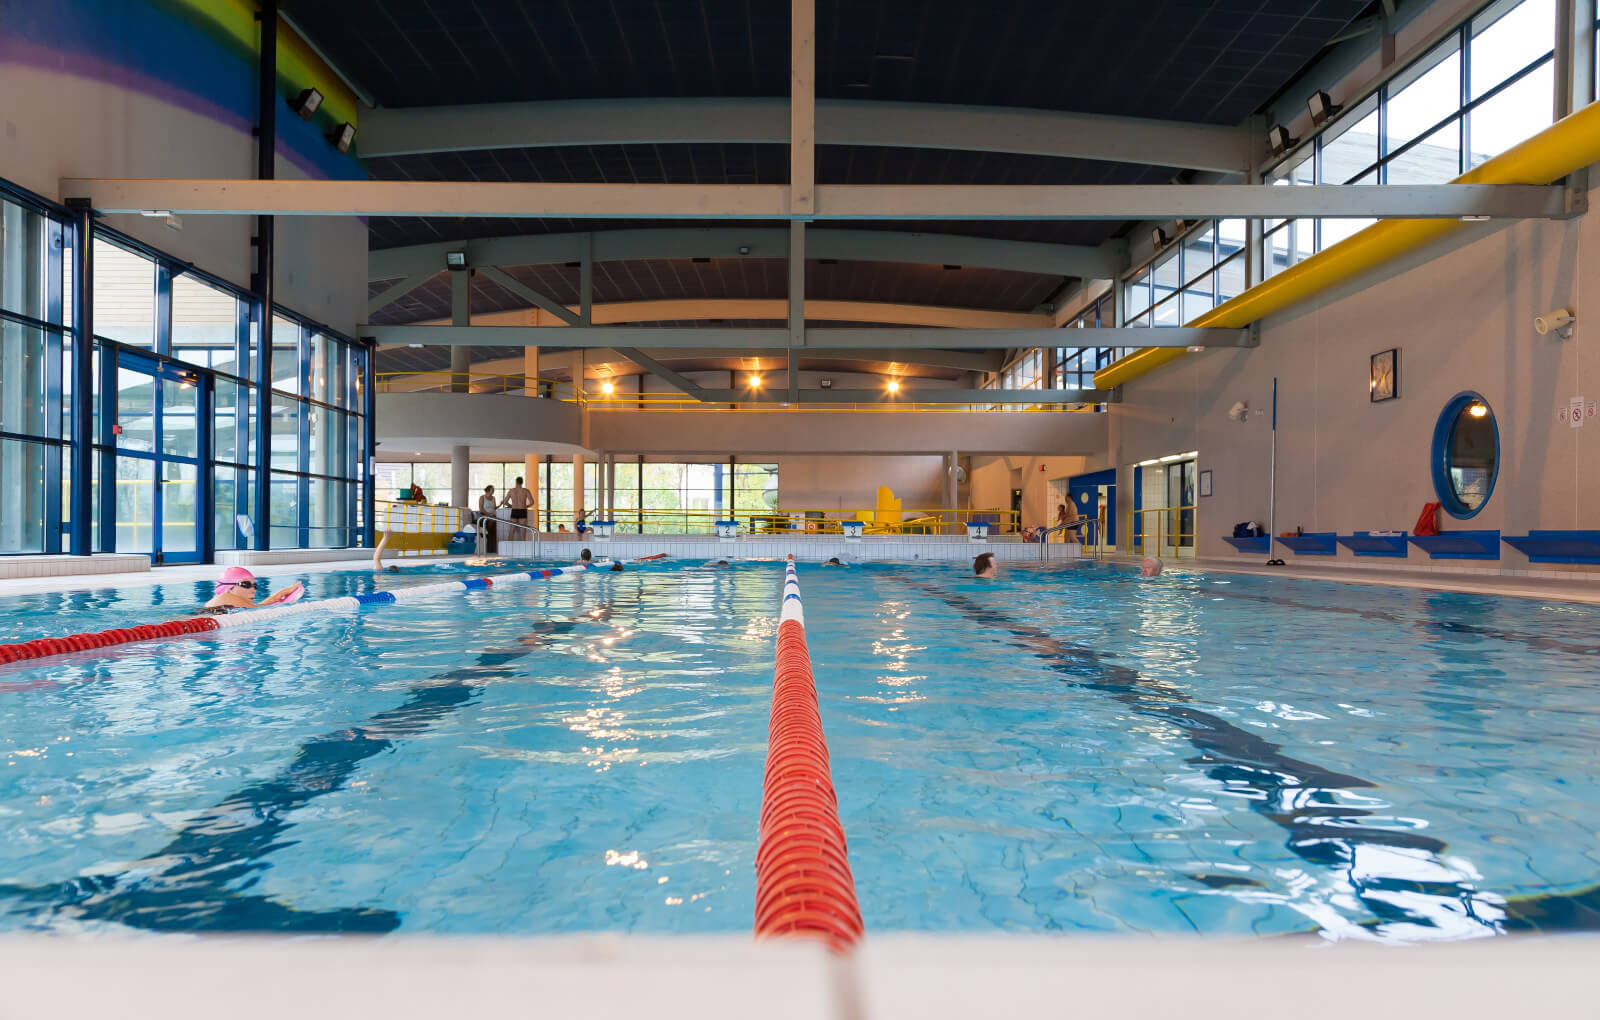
left=1431, top=392, right=1500, bottom=519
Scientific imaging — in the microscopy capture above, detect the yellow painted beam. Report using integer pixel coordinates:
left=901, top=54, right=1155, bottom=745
left=415, top=298, right=1051, bottom=329
left=1095, top=100, right=1600, bottom=391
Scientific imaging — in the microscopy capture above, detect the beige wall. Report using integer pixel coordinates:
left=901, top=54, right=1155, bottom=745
left=774, top=455, right=946, bottom=511
left=589, top=408, right=1108, bottom=456
left=968, top=455, right=1094, bottom=526
left=0, top=65, right=366, bottom=334
left=1107, top=206, right=1599, bottom=564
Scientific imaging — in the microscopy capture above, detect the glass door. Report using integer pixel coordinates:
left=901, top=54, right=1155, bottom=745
left=113, top=353, right=207, bottom=564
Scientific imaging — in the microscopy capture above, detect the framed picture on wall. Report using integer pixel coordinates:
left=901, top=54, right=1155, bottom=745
left=1370, top=348, right=1398, bottom=402
left=1199, top=469, right=1213, bottom=498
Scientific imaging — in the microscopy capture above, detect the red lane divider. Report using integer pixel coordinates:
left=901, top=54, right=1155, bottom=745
left=0, top=616, right=219, bottom=665
left=753, top=557, right=864, bottom=952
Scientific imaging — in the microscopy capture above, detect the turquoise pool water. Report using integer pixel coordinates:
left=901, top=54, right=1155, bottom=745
left=2, top=559, right=1598, bottom=939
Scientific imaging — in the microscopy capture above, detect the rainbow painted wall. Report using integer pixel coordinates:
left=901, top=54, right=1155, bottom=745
left=0, top=0, right=365, bottom=181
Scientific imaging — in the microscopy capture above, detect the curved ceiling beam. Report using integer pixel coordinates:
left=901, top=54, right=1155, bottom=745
left=359, top=97, right=1251, bottom=174
left=370, top=227, right=1120, bottom=285
left=403, top=298, right=1051, bottom=330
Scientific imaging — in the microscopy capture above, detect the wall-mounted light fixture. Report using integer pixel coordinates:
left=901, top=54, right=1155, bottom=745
left=1305, top=90, right=1340, bottom=126
left=327, top=122, right=356, bottom=154
left=1267, top=124, right=1297, bottom=154
left=444, top=251, right=468, bottom=270
left=290, top=88, right=324, bottom=120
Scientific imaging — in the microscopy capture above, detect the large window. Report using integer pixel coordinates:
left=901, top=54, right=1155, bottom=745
left=0, top=192, right=67, bottom=554
left=1123, top=0, right=1566, bottom=337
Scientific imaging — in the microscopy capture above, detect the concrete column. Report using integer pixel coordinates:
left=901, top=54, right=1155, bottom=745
left=607, top=455, right=617, bottom=521
left=523, top=453, right=541, bottom=528
left=524, top=345, right=540, bottom=395
left=594, top=450, right=607, bottom=515
left=940, top=450, right=953, bottom=517
left=451, top=445, right=470, bottom=511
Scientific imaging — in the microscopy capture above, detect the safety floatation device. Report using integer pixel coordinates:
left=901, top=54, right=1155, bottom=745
left=752, top=556, right=865, bottom=952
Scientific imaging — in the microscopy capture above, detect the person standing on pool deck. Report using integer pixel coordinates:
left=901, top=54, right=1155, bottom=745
left=477, top=484, right=500, bottom=555
left=973, top=552, right=997, bottom=578
left=502, top=476, right=535, bottom=533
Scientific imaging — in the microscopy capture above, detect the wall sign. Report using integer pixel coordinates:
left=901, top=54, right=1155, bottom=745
left=1199, top=469, right=1213, bottom=498
left=1571, top=396, right=1586, bottom=429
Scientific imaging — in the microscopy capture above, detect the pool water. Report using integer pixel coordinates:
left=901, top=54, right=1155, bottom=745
left=2, top=559, right=1598, bottom=940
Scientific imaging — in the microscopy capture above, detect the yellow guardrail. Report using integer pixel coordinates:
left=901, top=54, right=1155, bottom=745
left=376, top=372, right=1096, bottom=413
left=582, top=506, right=1020, bottom=537
left=1125, top=505, right=1197, bottom=557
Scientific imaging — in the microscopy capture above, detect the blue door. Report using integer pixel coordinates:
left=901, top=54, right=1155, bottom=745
left=111, top=353, right=209, bottom=564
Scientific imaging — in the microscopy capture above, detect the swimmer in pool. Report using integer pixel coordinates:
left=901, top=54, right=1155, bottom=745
left=608, top=562, right=624, bottom=572
left=576, top=548, right=593, bottom=565
left=1141, top=556, right=1164, bottom=577
left=703, top=559, right=732, bottom=568
left=201, top=567, right=302, bottom=614
left=973, top=552, right=997, bottom=578
left=822, top=557, right=848, bottom=567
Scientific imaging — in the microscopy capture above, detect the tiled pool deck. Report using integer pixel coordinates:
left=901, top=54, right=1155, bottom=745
left=2, top=935, right=1595, bottom=1019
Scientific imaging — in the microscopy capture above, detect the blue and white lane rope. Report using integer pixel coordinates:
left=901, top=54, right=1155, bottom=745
left=206, top=562, right=607, bottom=631
left=780, top=555, right=804, bottom=626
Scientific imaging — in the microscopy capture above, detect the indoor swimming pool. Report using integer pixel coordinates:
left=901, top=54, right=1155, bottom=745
left=1, top=559, right=1597, bottom=940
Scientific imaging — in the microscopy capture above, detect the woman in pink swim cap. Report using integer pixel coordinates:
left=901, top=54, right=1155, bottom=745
left=200, top=567, right=303, bottom=614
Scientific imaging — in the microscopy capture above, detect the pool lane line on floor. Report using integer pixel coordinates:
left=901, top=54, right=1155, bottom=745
left=752, top=556, right=865, bottom=952
left=885, top=574, right=1600, bottom=940
left=0, top=596, right=640, bottom=934
left=0, top=555, right=675, bottom=670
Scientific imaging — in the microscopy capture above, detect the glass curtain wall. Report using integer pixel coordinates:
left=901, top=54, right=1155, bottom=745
left=1118, top=0, right=1569, bottom=333
left=0, top=192, right=68, bottom=554
left=0, top=175, right=372, bottom=560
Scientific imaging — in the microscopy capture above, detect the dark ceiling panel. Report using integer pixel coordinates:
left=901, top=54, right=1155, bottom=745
left=284, top=0, right=1369, bottom=125
left=369, top=256, right=1061, bottom=325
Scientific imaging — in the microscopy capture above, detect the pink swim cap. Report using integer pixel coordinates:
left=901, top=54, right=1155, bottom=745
left=216, top=566, right=255, bottom=589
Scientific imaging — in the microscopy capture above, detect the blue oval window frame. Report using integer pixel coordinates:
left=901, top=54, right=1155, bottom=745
left=1431, top=391, right=1499, bottom=519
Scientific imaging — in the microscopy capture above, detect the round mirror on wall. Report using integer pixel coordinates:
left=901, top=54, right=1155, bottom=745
left=1431, top=392, right=1498, bottom=518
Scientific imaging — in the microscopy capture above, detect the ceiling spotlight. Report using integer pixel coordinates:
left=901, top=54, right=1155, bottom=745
left=886, top=379, right=900, bottom=394
left=819, top=378, right=833, bottom=389
left=747, top=374, right=763, bottom=388
left=444, top=251, right=468, bottom=270
left=1267, top=124, right=1297, bottom=154
left=1151, top=227, right=1171, bottom=250
left=290, top=87, right=324, bottom=120
left=327, top=122, right=356, bottom=154
left=737, top=245, right=751, bottom=255
left=1306, top=90, right=1340, bottom=126
left=1468, top=403, right=1488, bottom=418
left=600, top=380, right=615, bottom=395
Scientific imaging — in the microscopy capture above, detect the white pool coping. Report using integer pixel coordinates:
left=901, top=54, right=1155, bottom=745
left=0, top=934, right=1594, bottom=1019
left=1175, top=556, right=1600, bottom=606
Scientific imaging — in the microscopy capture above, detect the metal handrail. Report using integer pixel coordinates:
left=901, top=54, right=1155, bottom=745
left=1125, top=505, right=1197, bottom=557
left=580, top=506, right=1020, bottom=537
left=374, top=372, right=1098, bottom=413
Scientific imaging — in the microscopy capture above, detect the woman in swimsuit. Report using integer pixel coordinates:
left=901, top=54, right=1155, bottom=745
left=201, top=567, right=303, bottom=614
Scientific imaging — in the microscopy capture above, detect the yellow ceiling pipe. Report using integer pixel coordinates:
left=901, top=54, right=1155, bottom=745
left=1095, top=99, right=1600, bottom=391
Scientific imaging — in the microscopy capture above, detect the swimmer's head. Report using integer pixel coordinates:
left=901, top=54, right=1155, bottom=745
left=825, top=557, right=842, bottom=566
left=609, top=562, right=624, bottom=572
left=385, top=565, right=400, bottom=573
left=579, top=548, right=592, bottom=561
left=973, top=552, right=996, bottom=578
left=1141, top=556, right=1164, bottom=577
left=216, top=566, right=257, bottom=592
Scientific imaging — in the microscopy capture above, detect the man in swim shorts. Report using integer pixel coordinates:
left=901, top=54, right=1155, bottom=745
left=502, top=476, right=535, bottom=531
left=201, top=567, right=302, bottom=613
